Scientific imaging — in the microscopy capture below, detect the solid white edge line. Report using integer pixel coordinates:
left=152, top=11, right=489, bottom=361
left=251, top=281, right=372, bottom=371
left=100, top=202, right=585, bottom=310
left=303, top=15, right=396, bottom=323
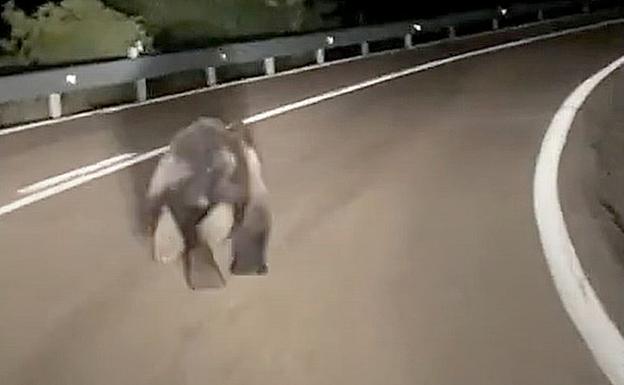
left=0, top=147, right=168, bottom=217
left=1, top=18, right=623, bottom=218
left=533, top=55, right=624, bottom=385
left=0, top=13, right=621, bottom=137
left=17, top=152, right=136, bottom=195
left=243, top=18, right=624, bottom=125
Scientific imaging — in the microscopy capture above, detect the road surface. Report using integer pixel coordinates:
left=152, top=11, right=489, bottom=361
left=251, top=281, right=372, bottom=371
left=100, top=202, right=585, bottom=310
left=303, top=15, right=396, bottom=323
left=1, top=19, right=624, bottom=385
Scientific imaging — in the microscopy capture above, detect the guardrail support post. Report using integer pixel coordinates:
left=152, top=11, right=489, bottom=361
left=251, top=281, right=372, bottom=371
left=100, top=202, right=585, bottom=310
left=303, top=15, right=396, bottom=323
left=204, top=67, right=217, bottom=87
left=315, top=48, right=325, bottom=64
left=135, top=79, right=147, bottom=102
left=404, top=33, right=413, bottom=49
left=448, top=26, right=456, bottom=39
left=48, top=93, right=62, bottom=119
left=264, top=57, right=276, bottom=76
left=492, top=18, right=499, bottom=30
left=537, top=9, right=544, bottom=20
left=361, top=41, right=369, bottom=56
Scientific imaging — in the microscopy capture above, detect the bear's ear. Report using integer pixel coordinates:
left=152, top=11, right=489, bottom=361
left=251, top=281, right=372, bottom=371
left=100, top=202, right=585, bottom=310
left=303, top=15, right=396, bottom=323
left=240, top=125, right=256, bottom=146
left=226, top=121, right=255, bottom=146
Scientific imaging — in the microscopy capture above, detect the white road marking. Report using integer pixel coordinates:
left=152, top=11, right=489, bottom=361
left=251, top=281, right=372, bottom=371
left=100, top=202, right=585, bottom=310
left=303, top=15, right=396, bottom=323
left=533, top=55, right=624, bottom=385
left=0, top=15, right=622, bottom=137
left=1, top=18, right=623, bottom=218
left=241, top=18, right=624, bottom=124
left=0, top=147, right=167, bottom=217
left=18, top=153, right=136, bottom=195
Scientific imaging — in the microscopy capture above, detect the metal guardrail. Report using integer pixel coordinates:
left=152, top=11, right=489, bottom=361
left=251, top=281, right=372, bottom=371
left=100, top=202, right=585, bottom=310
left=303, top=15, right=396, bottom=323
left=0, top=0, right=612, bottom=119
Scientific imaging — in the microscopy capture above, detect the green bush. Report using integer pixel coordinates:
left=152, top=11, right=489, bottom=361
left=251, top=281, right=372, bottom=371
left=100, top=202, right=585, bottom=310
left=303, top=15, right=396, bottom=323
left=1, top=0, right=152, bottom=65
left=104, top=0, right=333, bottom=50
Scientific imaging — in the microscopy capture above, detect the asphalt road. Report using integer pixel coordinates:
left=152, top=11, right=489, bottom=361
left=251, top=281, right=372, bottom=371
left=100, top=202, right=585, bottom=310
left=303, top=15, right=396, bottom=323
left=1, top=20, right=624, bottom=385
left=560, top=61, right=624, bottom=339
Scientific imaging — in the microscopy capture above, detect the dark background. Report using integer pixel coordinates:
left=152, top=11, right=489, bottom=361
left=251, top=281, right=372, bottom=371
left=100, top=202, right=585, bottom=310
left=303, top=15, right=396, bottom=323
left=0, top=0, right=536, bottom=35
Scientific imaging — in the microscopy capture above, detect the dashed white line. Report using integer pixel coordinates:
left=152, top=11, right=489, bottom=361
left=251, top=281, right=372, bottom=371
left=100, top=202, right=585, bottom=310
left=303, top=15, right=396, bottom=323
left=18, top=153, right=136, bottom=195
left=244, top=18, right=624, bottom=124
left=533, top=54, right=624, bottom=385
left=1, top=17, right=624, bottom=218
left=0, top=147, right=167, bottom=217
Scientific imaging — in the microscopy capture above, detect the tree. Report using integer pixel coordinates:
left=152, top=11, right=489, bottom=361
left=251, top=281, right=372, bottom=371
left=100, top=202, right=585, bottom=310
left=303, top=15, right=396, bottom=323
left=1, top=0, right=152, bottom=65
left=103, top=0, right=334, bottom=51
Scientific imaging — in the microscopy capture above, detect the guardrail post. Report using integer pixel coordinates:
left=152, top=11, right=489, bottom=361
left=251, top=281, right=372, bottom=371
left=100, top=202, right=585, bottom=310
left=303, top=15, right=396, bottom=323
left=48, top=93, right=62, bottom=119
left=404, top=33, right=413, bottom=49
left=448, top=26, right=456, bottom=39
left=135, top=79, right=147, bottom=102
left=361, top=41, right=369, bottom=56
left=264, top=57, right=275, bottom=75
left=315, top=48, right=325, bottom=64
left=204, top=67, right=217, bottom=87
left=537, top=9, right=544, bottom=21
left=492, top=18, right=499, bottom=30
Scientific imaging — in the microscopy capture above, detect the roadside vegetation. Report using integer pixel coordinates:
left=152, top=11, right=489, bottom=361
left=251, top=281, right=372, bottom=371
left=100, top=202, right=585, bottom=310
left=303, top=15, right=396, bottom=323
left=0, top=0, right=151, bottom=65
left=0, top=0, right=334, bottom=66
